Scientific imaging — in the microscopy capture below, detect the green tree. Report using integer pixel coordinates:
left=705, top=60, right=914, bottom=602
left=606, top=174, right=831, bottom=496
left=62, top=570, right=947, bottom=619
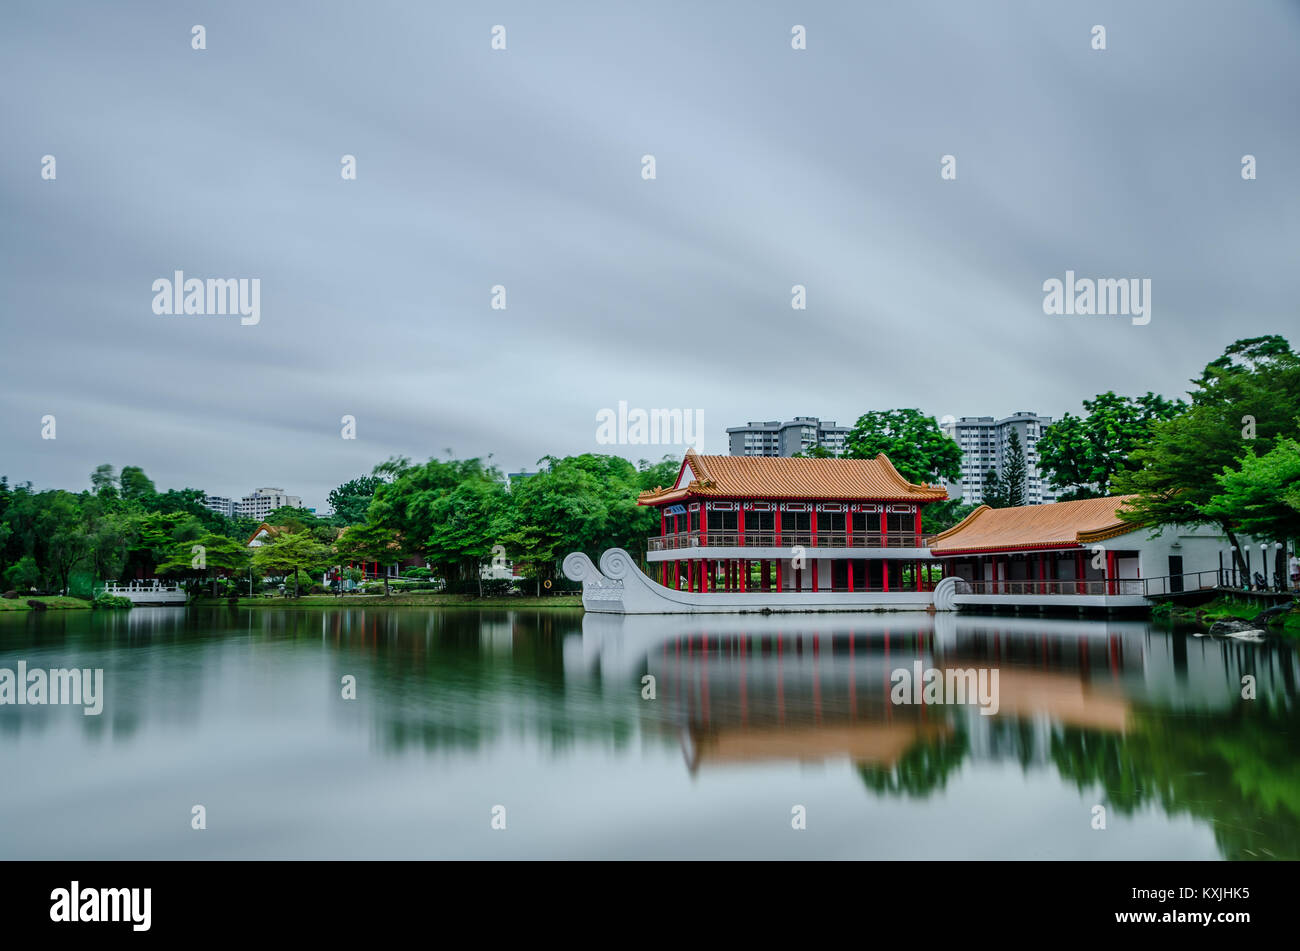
left=843, top=410, right=961, bottom=485
left=1002, top=430, right=1027, bottom=508
left=90, top=464, right=119, bottom=500
left=156, top=533, right=252, bottom=596
left=38, top=492, right=90, bottom=595
left=981, top=468, right=1007, bottom=509
left=252, top=531, right=331, bottom=597
left=119, top=466, right=156, bottom=501
left=1038, top=392, right=1186, bottom=499
left=335, top=522, right=405, bottom=595
left=1114, top=336, right=1300, bottom=576
left=3, top=555, right=40, bottom=592
left=327, top=476, right=384, bottom=525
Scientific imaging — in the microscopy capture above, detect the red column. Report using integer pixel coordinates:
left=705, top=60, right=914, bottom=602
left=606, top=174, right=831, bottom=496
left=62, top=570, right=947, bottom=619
left=1037, top=554, right=1045, bottom=594
left=762, top=560, right=770, bottom=591
left=699, top=504, right=707, bottom=547
left=740, top=560, right=747, bottom=592
left=737, top=506, right=745, bottom=548
left=913, top=506, right=922, bottom=546
left=688, top=559, right=693, bottom=591
left=1106, top=550, right=1117, bottom=595
left=915, top=560, right=922, bottom=592
left=847, top=560, right=854, bottom=592
left=1075, top=550, right=1084, bottom=594
left=661, top=562, right=667, bottom=586
left=774, top=507, right=782, bottom=547
left=811, top=508, right=818, bottom=548
left=661, top=509, right=666, bottom=537
left=812, top=560, right=819, bottom=592
left=882, top=560, right=890, bottom=592
left=846, top=510, right=853, bottom=550
left=880, top=510, right=888, bottom=549
left=776, top=558, right=783, bottom=591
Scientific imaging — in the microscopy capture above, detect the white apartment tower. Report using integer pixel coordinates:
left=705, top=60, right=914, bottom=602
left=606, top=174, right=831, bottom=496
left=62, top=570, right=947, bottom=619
left=941, top=412, right=1057, bottom=506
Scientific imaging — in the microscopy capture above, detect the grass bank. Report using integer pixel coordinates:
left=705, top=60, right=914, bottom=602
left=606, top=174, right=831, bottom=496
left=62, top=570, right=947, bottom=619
left=0, top=596, right=93, bottom=612
left=221, top=593, right=583, bottom=609
left=1154, top=595, right=1300, bottom=636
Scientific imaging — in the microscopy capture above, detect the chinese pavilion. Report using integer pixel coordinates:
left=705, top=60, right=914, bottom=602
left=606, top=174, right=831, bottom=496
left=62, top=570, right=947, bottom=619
left=637, top=449, right=948, bottom=595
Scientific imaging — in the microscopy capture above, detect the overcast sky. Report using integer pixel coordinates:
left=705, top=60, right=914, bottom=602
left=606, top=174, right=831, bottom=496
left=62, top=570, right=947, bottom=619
left=2, top=1, right=1297, bottom=510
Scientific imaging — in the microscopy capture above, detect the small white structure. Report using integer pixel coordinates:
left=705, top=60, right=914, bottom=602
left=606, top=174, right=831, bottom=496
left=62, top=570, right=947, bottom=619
left=97, top=581, right=187, bottom=605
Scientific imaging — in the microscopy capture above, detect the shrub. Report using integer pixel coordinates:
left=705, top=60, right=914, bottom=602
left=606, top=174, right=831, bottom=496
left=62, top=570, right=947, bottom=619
left=92, top=592, right=133, bottom=610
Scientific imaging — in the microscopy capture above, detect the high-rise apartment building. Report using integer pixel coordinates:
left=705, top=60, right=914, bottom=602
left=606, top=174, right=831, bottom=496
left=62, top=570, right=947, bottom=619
left=726, top=417, right=851, bottom=457
left=941, top=412, right=1057, bottom=505
left=235, top=487, right=303, bottom=521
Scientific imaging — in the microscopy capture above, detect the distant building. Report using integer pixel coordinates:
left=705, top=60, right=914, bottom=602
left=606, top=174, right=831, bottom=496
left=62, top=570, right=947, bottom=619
left=941, top=412, right=1056, bottom=506
left=202, top=495, right=236, bottom=518
left=727, top=417, right=851, bottom=457
left=236, top=487, right=303, bottom=521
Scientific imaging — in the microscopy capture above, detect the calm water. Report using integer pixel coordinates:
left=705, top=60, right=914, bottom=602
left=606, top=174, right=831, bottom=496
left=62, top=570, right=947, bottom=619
left=1, top=606, right=1297, bottom=859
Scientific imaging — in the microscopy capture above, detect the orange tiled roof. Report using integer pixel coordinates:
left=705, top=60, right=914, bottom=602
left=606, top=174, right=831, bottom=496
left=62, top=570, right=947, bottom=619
left=927, top=495, right=1145, bottom=555
left=637, top=450, right=948, bottom=505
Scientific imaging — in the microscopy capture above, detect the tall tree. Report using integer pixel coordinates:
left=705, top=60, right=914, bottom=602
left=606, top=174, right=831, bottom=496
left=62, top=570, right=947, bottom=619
left=1114, top=336, right=1300, bottom=576
left=1001, top=430, right=1027, bottom=507
left=90, top=464, right=119, bottom=499
left=843, top=409, right=961, bottom=485
left=119, top=466, right=156, bottom=501
left=1038, top=391, right=1186, bottom=499
left=327, top=476, right=384, bottom=525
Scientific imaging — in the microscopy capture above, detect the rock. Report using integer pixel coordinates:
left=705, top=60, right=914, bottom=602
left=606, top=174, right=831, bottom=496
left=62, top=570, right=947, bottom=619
left=1, top=590, right=17, bottom=600
left=1208, top=617, right=1266, bottom=638
left=26, top=599, right=48, bottom=611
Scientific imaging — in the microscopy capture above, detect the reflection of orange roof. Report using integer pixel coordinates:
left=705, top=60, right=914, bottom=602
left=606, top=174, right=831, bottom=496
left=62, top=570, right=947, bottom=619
left=689, top=721, right=950, bottom=769
left=928, top=496, right=1144, bottom=554
left=638, top=449, right=948, bottom=505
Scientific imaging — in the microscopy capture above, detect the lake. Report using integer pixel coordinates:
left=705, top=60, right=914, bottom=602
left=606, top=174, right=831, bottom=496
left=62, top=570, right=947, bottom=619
left=1, top=606, right=1297, bottom=859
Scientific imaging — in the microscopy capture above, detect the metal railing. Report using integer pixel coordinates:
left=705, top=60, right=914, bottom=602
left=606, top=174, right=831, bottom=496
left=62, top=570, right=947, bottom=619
left=648, top=530, right=934, bottom=552
left=956, top=579, right=1145, bottom=596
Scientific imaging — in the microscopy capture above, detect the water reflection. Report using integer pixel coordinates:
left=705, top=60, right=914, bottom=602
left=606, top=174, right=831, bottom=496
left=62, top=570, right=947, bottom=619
left=576, top=612, right=1300, bottom=857
left=1, top=606, right=1296, bottom=859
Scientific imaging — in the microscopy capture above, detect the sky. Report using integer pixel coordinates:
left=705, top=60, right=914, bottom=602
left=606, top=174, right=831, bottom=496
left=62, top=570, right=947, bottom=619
left=2, top=1, right=1298, bottom=511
